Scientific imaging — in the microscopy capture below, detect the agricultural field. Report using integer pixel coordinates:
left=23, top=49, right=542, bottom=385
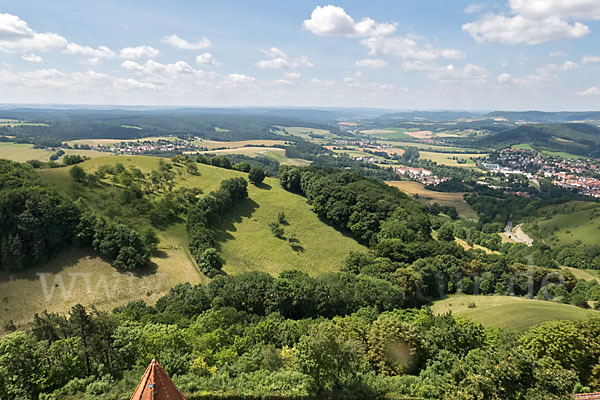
left=511, top=143, right=586, bottom=160
left=277, top=126, right=334, bottom=141
left=0, top=247, right=201, bottom=330
left=359, top=128, right=413, bottom=140
left=523, top=201, right=600, bottom=247
left=194, top=139, right=288, bottom=150
left=0, top=142, right=108, bottom=163
left=328, top=147, right=387, bottom=161
left=385, top=181, right=477, bottom=219
left=379, top=140, right=483, bottom=153
left=0, top=119, right=48, bottom=127
left=196, top=146, right=310, bottom=166
left=418, top=151, right=487, bottom=169
left=0, top=156, right=367, bottom=326
left=432, top=295, right=599, bottom=331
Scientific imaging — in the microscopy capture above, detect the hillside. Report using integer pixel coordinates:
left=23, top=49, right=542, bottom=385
left=432, top=295, right=599, bottom=331
left=0, top=156, right=365, bottom=328
left=476, top=123, right=600, bottom=157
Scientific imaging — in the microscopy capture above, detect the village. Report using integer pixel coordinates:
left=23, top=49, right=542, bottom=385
left=73, top=138, right=201, bottom=155
left=483, top=148, right=600, bottom=198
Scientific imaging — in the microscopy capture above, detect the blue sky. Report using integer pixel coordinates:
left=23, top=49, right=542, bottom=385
left=1, top=0, right=600, bottom=110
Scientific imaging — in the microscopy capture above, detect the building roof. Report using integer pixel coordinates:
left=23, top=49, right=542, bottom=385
left=574, top=393, right=600, bottom=400
left=130, top=360, right=187, bottom=400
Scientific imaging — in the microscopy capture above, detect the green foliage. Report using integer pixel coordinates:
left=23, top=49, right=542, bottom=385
left=248, top=166, right=266, bottom=185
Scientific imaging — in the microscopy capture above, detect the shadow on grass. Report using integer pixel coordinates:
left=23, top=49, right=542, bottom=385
left=255, top=182, right=272, bottom=190
left=213, top=198, right=260, bottom=248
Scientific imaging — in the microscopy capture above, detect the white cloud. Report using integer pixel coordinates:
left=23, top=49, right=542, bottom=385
left=162, top=34, right=210, bottom=50
left=464, top=3, right=488, bottom=14
left=576, top=86, right=600, bottom=96
left=119, top=45, right=159, bottom=59
left=463, top=0, right=599, bottom=45
left=196, top=52, right=216, bottom=66
left=355, top=58, right=387, bottom=68
left=509, top=0, right=600, bottom=20
left=0, top=13, right=68, bottom=52
left=463, top=14, right=589, bottom=45
left=561, top=60, right=579, bottom=70
left=283, top=72, right=301, bottom=79
left=361, top=35, right=464, bottom=61
left=403, top=62, right=488, bottom=83
left=63, top=43, right=115, bottom=58
left=583, top=55, right=600, bottom=64
left=121, top=59, right=196, bottom=75
left=227, top=73, right=255, bottom=83
left=302, top=5, right=396, bottom=37
left=271, top=79, right=294, bottom=86
left=21, top=53, right=43, bottom=63
left=256, top=47, right=313, bottom=69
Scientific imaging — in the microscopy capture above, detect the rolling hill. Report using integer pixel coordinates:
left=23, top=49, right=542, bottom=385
left=432, top=295, right=599, bottom=331
left=0, top=156, right=365, bottom=329
left=476, top=123, right=600, bottom=157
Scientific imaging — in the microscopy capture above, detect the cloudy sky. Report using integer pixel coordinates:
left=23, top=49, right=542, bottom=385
left=1, top=0, right=600, bottom=110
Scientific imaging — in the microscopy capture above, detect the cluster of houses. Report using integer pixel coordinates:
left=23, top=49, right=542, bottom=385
left=88, top=139, right=200, bottom=155
left=395, top=166, right=449, bottom=186
left=483, top=148, right=600, bottom=198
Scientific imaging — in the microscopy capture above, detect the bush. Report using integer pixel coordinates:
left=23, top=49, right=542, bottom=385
left=248, top=167, right=266, bottom=185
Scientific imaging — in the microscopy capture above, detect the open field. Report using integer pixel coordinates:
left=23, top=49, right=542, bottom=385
left=512, top=143, right=586, bottom=160
left=454, top=238, right=498, bottom=254
left=0, top=247, right=202, bottom=330
left=563, top=267, right=600, bottom=283
left=379, top=140, right=483, bottom=153
left=523, top=201, right=600, bottom=247
left=360, top=128, right=413, bottom=140
left=329, top=147, right=387, bottom=161
left=277, top=126, right=333, bottom=140
left=0, top=119, right=48, bottom=127
left=0, top=142, right=108, bottom=163
left=404, top=130, right=433, bottom=139
left=418, top=151, right=487, bottom=169
left=432, top=295, right=599, bottom=331
left=385, top=181, right=477, bottom=219
left=196, top=146, right=310, bottom=166
left=195, top=139, right=288, bottom=150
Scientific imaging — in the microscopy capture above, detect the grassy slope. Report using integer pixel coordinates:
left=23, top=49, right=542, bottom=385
left=432, top=295, right=599, bottom=331
left=1, top=156, right=365, bottom=327
left=523, top=201, right=600, bottom=247
left=0, top=143, right=107, bottom=163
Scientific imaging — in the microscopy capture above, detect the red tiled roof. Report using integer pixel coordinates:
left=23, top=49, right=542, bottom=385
left=130, top=360, right=187, bottom=400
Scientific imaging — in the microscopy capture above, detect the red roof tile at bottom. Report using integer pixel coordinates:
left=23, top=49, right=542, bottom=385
left=130, top=359, right=187, bottom=400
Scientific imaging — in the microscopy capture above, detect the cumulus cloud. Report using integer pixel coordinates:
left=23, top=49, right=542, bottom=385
left=256, top=47, right=313, bottom=69
left=355, top=58, right=387, bottom=68
left=162, top=34, right=211, bottom=50
left=21, top=53, right=43, bottom=63
left=302, top=5, right=396, bottom=37
left=403, top=61, right=488, bottom=83
left=361, top=35, right=464, bottom=61
left=576, top=86, right=600, bottom=96
left=227, top=73, right=255, bottom=83
left=196, top=52, right=216, bottom=66
left=0, top=13, right=68, bottom=52
left=64, top=43, right=115, bottom=58
left=463, top=0, right=599, bottom=45
left=464, top=3, right=488, bottom=14
left=121, top=59, right=197, bottom=75
left=119, top=45, right=159, bottom=59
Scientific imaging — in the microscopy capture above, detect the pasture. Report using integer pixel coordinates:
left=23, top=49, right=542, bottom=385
left=195, top=139, right=288, bottom=150
left=385, top=181, right=477, bottom=219
left=523, top=201, right=600, bottom=247
left=197, top=146, right=310, bottom=166
left=0, top=142, right=108, bottom=163
left=277, top=126, right=333, bottom=140
left=432, top=295, right=599, bottom=331
left=418, top=151, right=487, bottom=169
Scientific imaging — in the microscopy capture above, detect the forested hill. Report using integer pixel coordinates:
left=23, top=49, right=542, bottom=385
left=475, top=123, right=600, bottom=157
left=0, top=109, right=344, bottom=141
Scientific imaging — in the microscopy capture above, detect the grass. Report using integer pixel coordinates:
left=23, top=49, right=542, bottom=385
left=65, top=136, right=177, bottom=147
left=512, top=144, right=586, bottom=160
left=379, top=141, right=482, bottom=153
left=432, top=295, right=599, bottom=331
left=0, top=247, right=202, bottom=330
left=385, top=181, right=477, bottom=219
left=563, top=267, right=600, bottom=283
left=0, top=155, right=366, bottom=325
left=523, top=201, right=600, bottom=247
left=0, top=142, right=108, bottom=163
left=360, top=128, right=413, bottom=140
left=120, top=125, right=142, bottom=130
left=0, top=120, right=48, bottom=127
left=196, top=146, right=310, bottom=166
left=194, top=139, right=288, bottom=150
left=418, top=151, right=487, bottom=169
left=278, top=126, right=334, bottom=141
